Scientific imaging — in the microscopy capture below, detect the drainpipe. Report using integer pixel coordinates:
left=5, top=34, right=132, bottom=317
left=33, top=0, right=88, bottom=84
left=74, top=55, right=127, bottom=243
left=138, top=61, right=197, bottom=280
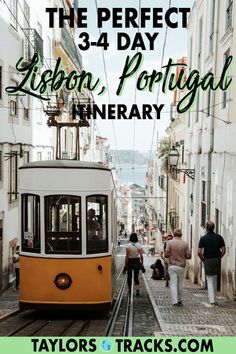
left=165, top=171, right=169, bottom=233
left=207, top=0, right=219, bottom=220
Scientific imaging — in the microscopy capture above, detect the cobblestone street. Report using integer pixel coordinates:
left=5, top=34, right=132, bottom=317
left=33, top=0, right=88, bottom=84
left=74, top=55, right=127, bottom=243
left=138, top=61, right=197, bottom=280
left=143, top=253, right=236, bottom=336
left=0, top=287, right=19, bottom=320
left=0, top=250, right=235, bottom=336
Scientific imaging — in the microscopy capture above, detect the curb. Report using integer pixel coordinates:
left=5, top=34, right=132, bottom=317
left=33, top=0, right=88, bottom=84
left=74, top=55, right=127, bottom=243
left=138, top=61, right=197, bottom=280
left=0, top=309, right=20, bottom=322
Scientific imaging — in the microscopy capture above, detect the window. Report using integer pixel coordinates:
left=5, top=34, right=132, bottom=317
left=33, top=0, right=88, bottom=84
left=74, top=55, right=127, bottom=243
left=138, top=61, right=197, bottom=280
left=215, top=209, right=222, bottom=234
left=47, top=36, right=52, bottom=59
left=37, top=152, right=42, bottom=161
left=226, top=0, right=233, bottom=30
left=23, top=1, right=30, bottom=28
left=201, top=181, right=206, bottom=227
left=9, top=151, right=18, bottom=203
left=70, top=131, right=74, bottom=158
left=0, top=66, right=2, bottom=100
left=37, top=21, right=42, bottom=37
left=9, top=80, right=18, bottom=118
left=0, top=149, right=3, bottom=183
left=189, top=37, right=192, bottom=71
left=196, top=92, right=200, bottom=122
left=10, top=0, right=18, bottom=29
left=207, top=89, right=211, bottom=117
left=158, top=175, right=165, bottom=190
left=10, top=100, right=17, bottom=116
left=181, top=142, right=185, bottom=164
left=0, top=220, right=2, bottom=241
left=86, top=195, right=108, bottom=254
left=23, top=151, right=29, bottom=165
left=222, top=49, right=230, bottom=109
left=22, top=94, right=30, bottom=120
left=209, top=0, right=216, bottom=53
left=45, top=195, right=81, bottom=254
left=198, top=17, right=203, bottom=68
left=188, top=110, right=191, bottom=127
left=22, top=194, right=40, bottom=253
left=24, top=107, right=29, bottom=120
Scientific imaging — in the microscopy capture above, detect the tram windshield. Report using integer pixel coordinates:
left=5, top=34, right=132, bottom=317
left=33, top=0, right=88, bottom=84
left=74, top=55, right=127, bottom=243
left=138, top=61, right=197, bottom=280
left=21, top=194, right=40, bottom=253
left=45, top=195, right=81, bottom=254
left=86, top=195, right=108, bottom=254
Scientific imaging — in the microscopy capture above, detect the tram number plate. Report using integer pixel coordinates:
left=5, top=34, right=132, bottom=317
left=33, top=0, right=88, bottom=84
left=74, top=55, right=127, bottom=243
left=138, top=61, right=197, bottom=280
left=24, top=232, right=33, bottom=240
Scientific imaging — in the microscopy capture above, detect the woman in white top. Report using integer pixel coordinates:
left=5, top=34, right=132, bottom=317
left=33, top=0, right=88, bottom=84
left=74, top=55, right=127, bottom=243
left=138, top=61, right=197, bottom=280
left=125, top=232, right=144, bottom=296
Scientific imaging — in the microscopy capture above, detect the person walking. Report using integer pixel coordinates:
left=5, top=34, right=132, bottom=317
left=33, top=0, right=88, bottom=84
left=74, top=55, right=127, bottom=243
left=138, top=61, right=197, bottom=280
left=13, top=245, right=20, bottom=290
left=125, top=232, right=144, bottom=296
left=161, top=234, right=173, bottom=287
left=198, top=221, right=226, bottom=306
left=165, top=229, right=191, bottom=306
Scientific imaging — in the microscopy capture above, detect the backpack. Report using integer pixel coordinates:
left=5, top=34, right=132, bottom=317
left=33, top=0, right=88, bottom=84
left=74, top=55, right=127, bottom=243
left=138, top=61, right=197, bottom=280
left=151, top=267, right=160, bottom=280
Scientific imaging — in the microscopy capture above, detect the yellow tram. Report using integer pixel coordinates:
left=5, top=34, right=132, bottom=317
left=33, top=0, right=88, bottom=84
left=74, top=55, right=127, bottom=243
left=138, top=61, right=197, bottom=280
left=19, top=160, right=117, bottom=311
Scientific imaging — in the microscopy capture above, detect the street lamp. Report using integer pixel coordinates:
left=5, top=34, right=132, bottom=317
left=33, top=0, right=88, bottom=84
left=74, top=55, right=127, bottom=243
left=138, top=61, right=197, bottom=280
left=168, top=145, right=179, bottom=167
left=168, top=145, right=195, bottom=180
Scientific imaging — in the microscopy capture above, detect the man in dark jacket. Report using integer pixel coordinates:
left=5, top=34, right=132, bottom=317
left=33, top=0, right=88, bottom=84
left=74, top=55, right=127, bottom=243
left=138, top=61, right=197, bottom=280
left=198, top=221, right=226, bottom=306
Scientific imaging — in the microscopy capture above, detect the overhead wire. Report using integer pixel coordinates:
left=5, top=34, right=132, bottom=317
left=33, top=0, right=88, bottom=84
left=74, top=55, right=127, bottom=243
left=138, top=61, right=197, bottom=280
left=132, top=0, right=142, bottom=185
left=94, top=0, right=121, bottom=170
left=61, top=0, right=94, bottom=162
left=148, top=0, right=172, bottom=168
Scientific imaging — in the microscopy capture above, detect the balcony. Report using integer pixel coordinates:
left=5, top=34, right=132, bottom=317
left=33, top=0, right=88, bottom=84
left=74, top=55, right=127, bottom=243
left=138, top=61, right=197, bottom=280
left=226, top=1, right=233, bottom=30
left=169, top=210, right=179, bottom=232
left=23, top=29, right=43, bottom=62
left=55, top=27, right=82, bottom=70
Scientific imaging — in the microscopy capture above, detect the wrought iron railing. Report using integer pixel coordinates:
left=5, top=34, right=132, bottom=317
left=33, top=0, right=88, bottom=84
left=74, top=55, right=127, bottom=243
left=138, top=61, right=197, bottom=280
left=61, top=28, right=82, bottom=69
left=23, top=29, right=43, bottom=62
left=169, top=211, right=179, bottom=232
left=226, top=1, right=233, bottom=30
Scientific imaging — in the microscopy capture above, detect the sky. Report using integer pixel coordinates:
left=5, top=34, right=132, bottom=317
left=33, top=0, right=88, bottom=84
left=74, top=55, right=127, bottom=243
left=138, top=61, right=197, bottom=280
left=78, top=0, right=195, bottom=151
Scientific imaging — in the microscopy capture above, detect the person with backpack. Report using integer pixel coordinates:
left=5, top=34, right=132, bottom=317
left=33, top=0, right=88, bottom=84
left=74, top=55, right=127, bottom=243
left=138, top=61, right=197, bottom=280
left=161, top=234, right=173, bottom=287
left=124, top=232, right=144, bottom=296
left=150, top=259, right=164, bottom=280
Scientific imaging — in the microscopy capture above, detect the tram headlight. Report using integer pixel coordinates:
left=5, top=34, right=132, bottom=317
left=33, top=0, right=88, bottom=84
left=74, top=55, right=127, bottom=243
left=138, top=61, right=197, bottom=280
left=54, top=273, right=72, bottom=290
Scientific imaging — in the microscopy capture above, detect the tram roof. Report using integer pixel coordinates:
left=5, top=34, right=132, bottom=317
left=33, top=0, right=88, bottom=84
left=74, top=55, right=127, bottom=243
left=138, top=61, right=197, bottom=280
left=19, top=160, right=111, bottom=171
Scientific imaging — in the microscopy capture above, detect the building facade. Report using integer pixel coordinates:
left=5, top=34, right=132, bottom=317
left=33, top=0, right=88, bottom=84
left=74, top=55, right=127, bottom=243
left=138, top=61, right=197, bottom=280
left=0, top=0, right=101, bottom=291
left=160, top=0, right=236, bottom=299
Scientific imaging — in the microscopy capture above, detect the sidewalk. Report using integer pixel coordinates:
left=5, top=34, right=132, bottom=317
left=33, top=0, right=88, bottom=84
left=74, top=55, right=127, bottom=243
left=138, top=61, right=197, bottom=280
left=0, top=287, right=19, bottom=320
left=143, top=253, right=236, bottom=336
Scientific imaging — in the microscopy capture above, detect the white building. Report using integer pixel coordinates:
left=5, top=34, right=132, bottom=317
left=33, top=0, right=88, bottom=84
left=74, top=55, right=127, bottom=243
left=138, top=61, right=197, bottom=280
left=0, top=0, right=37, bottom=289
left=127, top=184, right=145, bottom=234
left=163, top=0, right=236, bottom=299
left=0, top=0, right=98, bottom=290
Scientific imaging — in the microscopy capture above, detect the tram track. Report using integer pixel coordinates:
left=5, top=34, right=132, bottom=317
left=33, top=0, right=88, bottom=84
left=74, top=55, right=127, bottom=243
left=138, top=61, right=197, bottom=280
left=0, top=254, right=163, bottom=336
left=1, top=312, right=92, bottom=336
left=105, top=271, right=162, bottom=336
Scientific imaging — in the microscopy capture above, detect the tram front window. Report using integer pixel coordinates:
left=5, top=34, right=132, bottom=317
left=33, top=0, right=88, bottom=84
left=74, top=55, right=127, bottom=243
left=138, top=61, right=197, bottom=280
left=45, top=195, right=81, bottom=254
left=86, top=195, right=108, bottom=254
left=22, top=194, right=40, bottom=253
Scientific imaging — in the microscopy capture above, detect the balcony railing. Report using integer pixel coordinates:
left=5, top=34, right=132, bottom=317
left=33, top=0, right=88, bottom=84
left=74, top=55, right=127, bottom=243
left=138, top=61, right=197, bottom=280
left=169, top=211, right=179, bottom=232
left=60, top=28, right=82, bottom=69
left=23, top=29, right=43, bottom=62
left=226, top=1, right=233, bottom=30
